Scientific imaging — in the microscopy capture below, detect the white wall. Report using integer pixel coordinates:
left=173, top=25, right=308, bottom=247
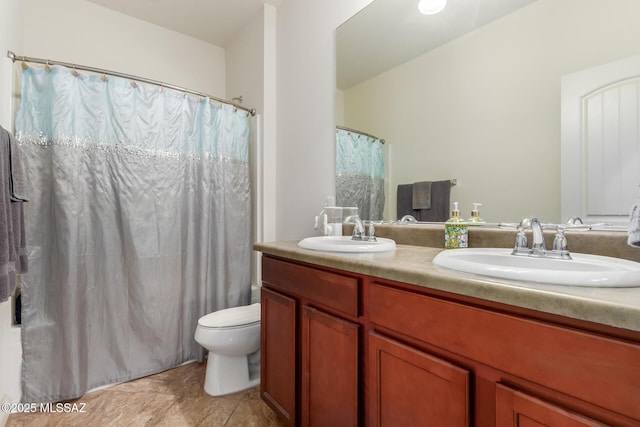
left=21, top=0, right=226, bottom=97
left=226, top=9, right=265, bottom=113
left=0, top=0, right=229, bottom=415
left=343, top=0, right=640, bottom=224
left=224, top=5, right=274, bottom=294
left=274, top=0, right=373, bottom=240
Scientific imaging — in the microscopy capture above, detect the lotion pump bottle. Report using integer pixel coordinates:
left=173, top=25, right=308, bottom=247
left=445, top=202, right=468, bottom=249
left=468, top=203, right=484, bottom=223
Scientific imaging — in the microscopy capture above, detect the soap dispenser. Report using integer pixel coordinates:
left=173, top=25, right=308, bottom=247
left=445, top=202, right=468, bottom=249
left=314, top=196, right=338, bottom=236
left=468, top=203, right=484, bottom=223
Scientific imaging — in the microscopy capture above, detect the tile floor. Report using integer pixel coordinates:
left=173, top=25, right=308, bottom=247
left=6, top=362, right=284, bottom=427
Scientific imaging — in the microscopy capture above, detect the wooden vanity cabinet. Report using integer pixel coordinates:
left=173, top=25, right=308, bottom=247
left=261, top=255, right=640, bottom=426
left=368, top=281, right=640, bottom=426
left=261, top=255, right=362, bottom=426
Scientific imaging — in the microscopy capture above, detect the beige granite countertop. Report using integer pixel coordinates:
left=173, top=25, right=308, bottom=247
left=254, top=240, right=640, bottom=333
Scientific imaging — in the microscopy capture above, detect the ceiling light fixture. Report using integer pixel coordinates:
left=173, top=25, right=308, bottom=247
left=418, top=0, right=447, bottom=15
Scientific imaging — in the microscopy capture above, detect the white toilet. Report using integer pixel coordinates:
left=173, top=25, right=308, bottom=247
left=194, top=302, right=261, bottom=396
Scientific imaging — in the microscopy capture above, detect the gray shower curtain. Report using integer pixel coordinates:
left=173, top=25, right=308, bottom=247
left=16, top=65, right=251, bottom=403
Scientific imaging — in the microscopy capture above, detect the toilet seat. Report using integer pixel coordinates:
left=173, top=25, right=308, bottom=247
left=198, top=302, right=260, bottom=329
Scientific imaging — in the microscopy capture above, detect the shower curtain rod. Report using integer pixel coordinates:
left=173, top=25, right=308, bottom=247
left=6, top=50, right=256, bottom=117
left=336, top=125, right=385, bottom=144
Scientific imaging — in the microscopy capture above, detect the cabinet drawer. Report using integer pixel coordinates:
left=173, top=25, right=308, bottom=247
left=369, top=282, right=640, bottom=422
left=262, top=256, right=359, bottom=317
left=496, top=384, right=607, bottom=426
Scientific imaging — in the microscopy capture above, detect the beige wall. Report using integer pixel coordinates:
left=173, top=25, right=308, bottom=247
left=343, top=0, right=640, bottom=223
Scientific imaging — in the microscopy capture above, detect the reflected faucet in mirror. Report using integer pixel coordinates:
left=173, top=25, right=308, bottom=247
left=398, top=214, right=418, bottom=224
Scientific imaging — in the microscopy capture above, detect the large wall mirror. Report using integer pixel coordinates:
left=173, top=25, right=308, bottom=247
left=336, top=0, right=640, bottom=225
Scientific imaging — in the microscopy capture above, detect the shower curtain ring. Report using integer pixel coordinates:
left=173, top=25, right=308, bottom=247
left=44, top=60, right=51, bottom=73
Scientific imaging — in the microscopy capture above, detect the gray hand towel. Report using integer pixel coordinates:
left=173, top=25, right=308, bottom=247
left=0, top=126, right=28, bottom=303
left=418, top=180, right=450, bottom=222
left=412, top=181, right=431, bottom=210
left=3, top=126, right=29, bottom=202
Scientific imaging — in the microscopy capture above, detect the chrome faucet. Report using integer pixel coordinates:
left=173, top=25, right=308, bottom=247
left=512, top=217, right=572, bottom=259
left=512, top=217, right=546, bottom=256
left=345, top=215, right=376, bottom=241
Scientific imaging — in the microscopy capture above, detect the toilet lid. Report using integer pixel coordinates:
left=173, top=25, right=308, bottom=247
left=198, top=303, right=261, bottom=328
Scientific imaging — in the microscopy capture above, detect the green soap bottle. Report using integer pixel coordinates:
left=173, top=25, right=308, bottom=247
left=445, top=202, right=468, bottom=249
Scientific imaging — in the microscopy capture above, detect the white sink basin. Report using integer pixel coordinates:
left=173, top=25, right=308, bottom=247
left=433, top=248, right=640, bottom=287
left=298, top=236, right=396, bottom=253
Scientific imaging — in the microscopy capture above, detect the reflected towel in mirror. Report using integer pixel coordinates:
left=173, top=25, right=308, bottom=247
left=398, top=180, right=451, bottom=222
left=412, top=181, right=431, bottom=209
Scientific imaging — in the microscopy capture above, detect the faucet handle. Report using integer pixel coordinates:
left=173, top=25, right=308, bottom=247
left=367, top=222, right=377, bottom=241
left=351, top=224, right=362, bottom=240
left=550, top=227, right=572, bottom=259
left=511, top=226, right=530, bottom=256
left=552, top=228, right=568, bottom=251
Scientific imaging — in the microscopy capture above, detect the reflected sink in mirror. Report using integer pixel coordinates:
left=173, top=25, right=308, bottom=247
left=433, top=248, right=640, bottom=287
left=298, top=236, right=396, bottom=253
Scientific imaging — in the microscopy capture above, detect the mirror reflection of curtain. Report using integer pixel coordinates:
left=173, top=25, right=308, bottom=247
left=336, top=128, right=384, bottom=220
left=16, top=65, right=251, bottom=403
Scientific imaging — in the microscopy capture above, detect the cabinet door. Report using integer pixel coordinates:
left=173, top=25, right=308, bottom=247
left=496, top=384, right=608, bottom=427
left=302, top=306, right=359, bottom=427
left=369, top=332, right=469, bottom=427
left=261, top=287, right=297, bottom=426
